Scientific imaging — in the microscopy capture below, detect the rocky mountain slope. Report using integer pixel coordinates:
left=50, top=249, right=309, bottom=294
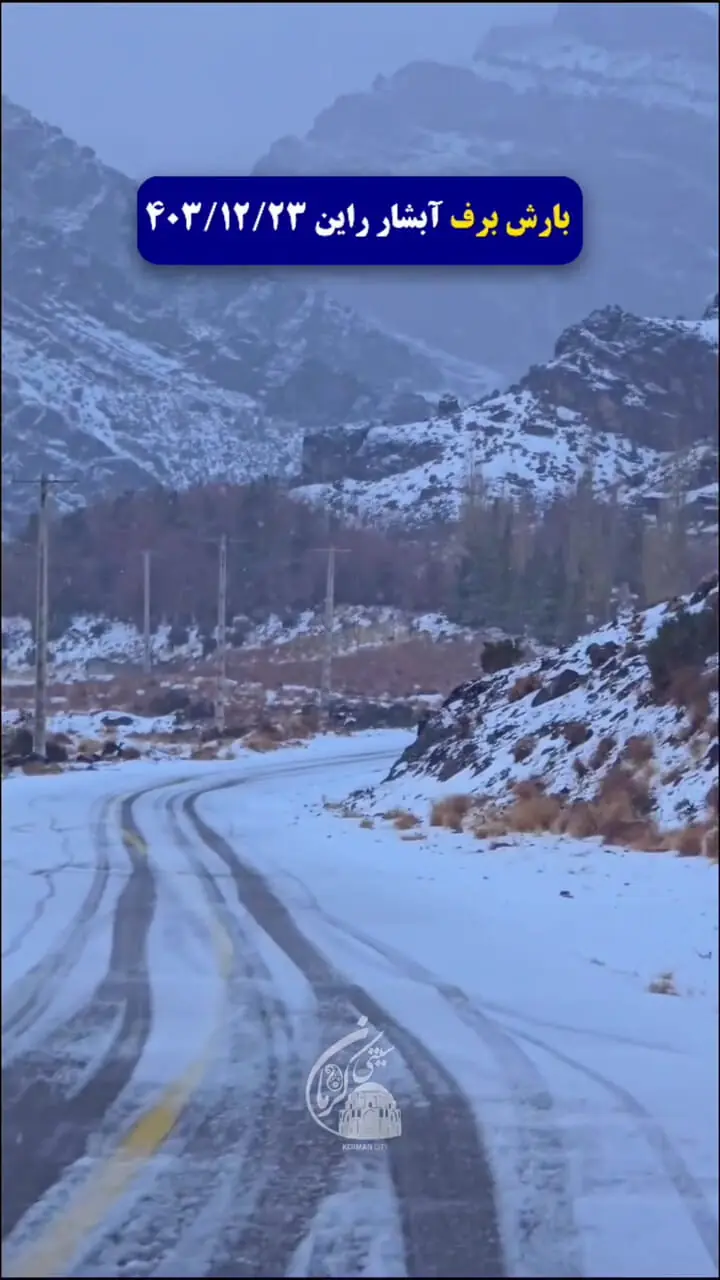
left=254, top=1, right=718, bottom=375
left=1, top=98, right=495, bottom=534
left=292, top=294, right=719, bottom=528
left=346, top=574, right=719, bottom=852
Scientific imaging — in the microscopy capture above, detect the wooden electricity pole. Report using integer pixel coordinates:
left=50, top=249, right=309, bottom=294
left=217, top=534, right=228, bottom=735
left=142, top=550, right=152, bottom=676
left=34, top=475, right=50, bottom=758
left=198, top=533, right=252, bottom=737
left=311, top=542, right=350, bottom=721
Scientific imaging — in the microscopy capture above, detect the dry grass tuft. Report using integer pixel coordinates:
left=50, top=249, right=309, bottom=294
left=430, top=794, right=474, bottom=832
left=359, top=817, right=374, bottom=830
left=508, top=673, right=541, bottom=703
left=191, top=743, right=222, bottom=761
left=512, top=735, right=536, bottom=763
left=391, top=810, right=422, bottom=831
left=622, top=735, right=655, bottom=765
left=507, top=783, right=562, bottom=833
left=703, top=825, right=719, bottom=863
left=21, top=760, right=63, bottom=776
left=588, top=735, right=616, bottom=770
left=671, top=824, right=706, bottom=857
left=562, top=721, right=592, bottom=748
left=244, top=731, right=282, bottom=753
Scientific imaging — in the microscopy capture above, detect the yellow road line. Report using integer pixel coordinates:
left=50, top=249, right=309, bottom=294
left=121, top=828, right=148, bottom=857
left=5, top=915, right=233, bottom=1279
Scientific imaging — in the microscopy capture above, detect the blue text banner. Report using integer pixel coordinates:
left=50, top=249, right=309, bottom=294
left=137, top=175, right=583, bottom=268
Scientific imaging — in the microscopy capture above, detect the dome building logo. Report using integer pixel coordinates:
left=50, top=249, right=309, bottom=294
left=305, top=1015, right=402, bottom=1148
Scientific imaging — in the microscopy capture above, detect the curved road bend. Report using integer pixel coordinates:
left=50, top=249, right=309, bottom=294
left=2, top=753, right=507, bottom=1279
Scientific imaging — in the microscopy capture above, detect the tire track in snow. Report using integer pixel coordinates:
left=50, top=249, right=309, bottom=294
left=74, top=782, right=301, bottom=1278
left=2, top=783, right=163, bottom=1241
left=2, top=804, right=113, bottom=1048
left=184, top=774, right=507, bottom=1279
left=295, top=905, right=718, bottom=1276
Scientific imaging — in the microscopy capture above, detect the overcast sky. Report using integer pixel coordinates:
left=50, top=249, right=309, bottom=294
left=2, top=2, right=556, bottom=177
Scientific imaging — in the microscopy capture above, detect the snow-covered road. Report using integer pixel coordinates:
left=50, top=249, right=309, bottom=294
left=2, top=734, right=718, bottom=1278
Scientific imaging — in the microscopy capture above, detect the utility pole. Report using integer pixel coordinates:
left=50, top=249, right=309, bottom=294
left=198, top=534, right=252, bottom=737
left=8, top=466, right=137, bottom=756
left=321, top=544, right=336, bottom=712
left=217, top=534, right=228, bottom=735
left=34, top=475, right=50, bottom=758
left=310, top=542, right=350, bottom=724
left=142, top=550, right=152, bottom=676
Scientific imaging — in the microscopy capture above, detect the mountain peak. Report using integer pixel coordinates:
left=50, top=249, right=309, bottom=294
left=552, top=2, right=717, bottom=58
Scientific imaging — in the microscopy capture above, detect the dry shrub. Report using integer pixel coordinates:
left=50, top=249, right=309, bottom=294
left=430, top=794, right=473, bottom=833
left=703, top=826, right=719, bottom=862
left=622, top=735, right=655, bottom=765
left=400, top=832, right=427, bottom=842
left=512, top=735, right=536, bottom=763
left=561, top=801, right=601, bottom=839
left=359, top=817, right=374, bottom=830
left=589, top=735, right=616, bottom=770
left=392, top=810, right=421, bottom=831
left=244, top=731, right=282, bottom=753
left=668, top=666, right=714, bottom=718
left=672, top=825, right=706, bottom=857
left=121, top=745, right=142, bottom=760
left=191, top=743, right=222, bottom=760
left=77, top=737, right=104, bottom=755
left=573, top=756, right=589, bottom=779
left=648, top=972, right=678, bottom=996
left=590, top=765, right=658, bottom=847
left=21, top=760, right=63, bottom=776
left=508, top=673, right=541, bottom=703
left=562, top=721, right=591, bottom=747
left=508, top=784, right=562, bottom=833
left=707, top=782, right=719, bottom=818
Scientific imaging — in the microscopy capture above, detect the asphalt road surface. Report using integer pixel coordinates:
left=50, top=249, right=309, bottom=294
left=2, top=757, right=508, bottom=1279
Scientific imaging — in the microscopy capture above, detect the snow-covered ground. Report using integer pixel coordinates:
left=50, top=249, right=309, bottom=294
left=2, top=734, right=717, bottom=1278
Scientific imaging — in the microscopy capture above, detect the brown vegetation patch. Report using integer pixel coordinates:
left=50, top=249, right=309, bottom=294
left=391, top=810, right=422, bottom=831
left=430, top=794, right=473, bottom=833
left=508, top=673, right=542, bottom=703
left=512, top=735, right=536, bottom=763
left=589, top=735, right=616, bottom=770
left=562, top=721, right=592, bottom=748
left=622, top=735, right=655, bottom=766
left=244, top=731, right=282, bottom=753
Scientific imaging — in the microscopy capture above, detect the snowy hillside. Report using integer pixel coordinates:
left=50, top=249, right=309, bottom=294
left=348, top=574, right=719, bottom=846
left=1, top=605, right=483, bottom=681
left=1, top=98, right=497, bottom=534
left=254, top=1, right=718, bottom=375
left=292, top=297, right=719, bottom=528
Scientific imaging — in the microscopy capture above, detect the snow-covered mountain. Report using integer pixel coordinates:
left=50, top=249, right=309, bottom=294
left=291, top=294, right=719, bottom=528
left=254, top=1, right=718, bottom=374
left=1, top=98, right=497, bottom=534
